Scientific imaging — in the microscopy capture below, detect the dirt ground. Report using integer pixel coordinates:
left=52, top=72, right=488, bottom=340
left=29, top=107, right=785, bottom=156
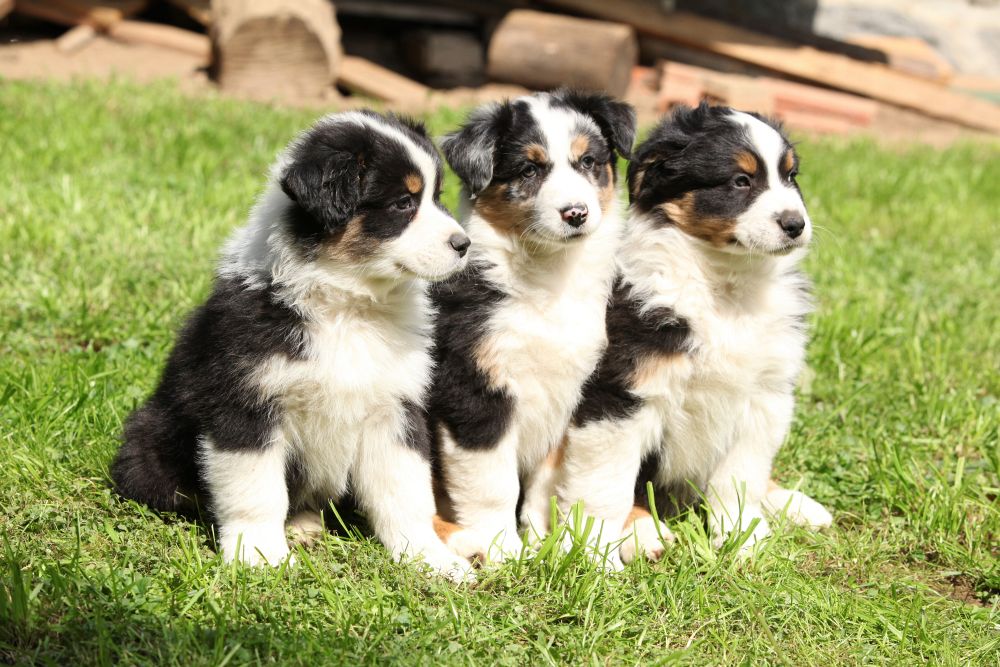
left=1, top=32, right=995, bottom=148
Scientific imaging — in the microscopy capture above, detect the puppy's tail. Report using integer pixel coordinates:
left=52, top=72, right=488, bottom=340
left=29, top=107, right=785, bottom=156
left=112, top=402, right=198, bottom=514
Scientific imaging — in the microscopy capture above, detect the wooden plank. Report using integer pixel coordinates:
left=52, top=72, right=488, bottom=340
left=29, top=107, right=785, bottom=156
left=107, top=20, right=210, bottom=60
left=16, top=0, right=146, bottom=28
left=541, top=0, right=1000, bottom=133
left=338, top=55, right=430, bottom=104
left=1, top=0, right=14, bottom=21
left=56, top=23, right=98, bottom=52
left=848, top=34, right=953, bottom=83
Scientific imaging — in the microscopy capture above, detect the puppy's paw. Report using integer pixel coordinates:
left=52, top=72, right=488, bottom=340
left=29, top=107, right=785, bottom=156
left=409, top=546, right=476, bottom=583
left=220, top=525, right=292, bottom=567
left=620, top=515, right=674, bottom=564
left=443, top=527, right=491, bottom=565
left=763, top=487, right=833, bottom=529
left=710, top=507, right=770, bottom=554
left=286, top=510, right=325, bottom=547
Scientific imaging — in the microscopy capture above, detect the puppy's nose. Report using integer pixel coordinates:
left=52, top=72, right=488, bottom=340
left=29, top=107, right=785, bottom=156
left=448, top=232, right=471, bottom=257
left=777, top=210, right=805, bottom=239
left=559, top=203, right=589, bottom=228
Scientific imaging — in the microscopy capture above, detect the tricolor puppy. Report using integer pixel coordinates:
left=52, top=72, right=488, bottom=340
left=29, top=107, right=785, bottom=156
left=428, top=90, right=636, bottom=560
left=553, top=103, right=832, bottom=569
left=111, top=111, right=475, bottom=581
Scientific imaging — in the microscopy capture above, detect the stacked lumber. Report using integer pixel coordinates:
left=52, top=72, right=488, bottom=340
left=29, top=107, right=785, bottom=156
left=658, top=62, right=878, bottom=134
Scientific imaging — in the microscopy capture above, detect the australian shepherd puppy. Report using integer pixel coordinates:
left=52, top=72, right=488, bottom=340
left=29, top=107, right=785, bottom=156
left=552, top=104, right=832, bottom=569
left=111, top=111, right=476, bottom=581
left=427, top=90, right=636, bottom=560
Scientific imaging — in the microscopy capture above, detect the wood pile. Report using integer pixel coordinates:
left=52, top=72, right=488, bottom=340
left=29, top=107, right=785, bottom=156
left=3, top=0, right=999, bottom=136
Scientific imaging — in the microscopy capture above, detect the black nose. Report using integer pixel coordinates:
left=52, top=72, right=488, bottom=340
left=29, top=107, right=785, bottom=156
left=777, top=211, right=805, bottom=239
left=448, top=233, right=471, bottom=257
left=560, top=203, right=589, bottom=228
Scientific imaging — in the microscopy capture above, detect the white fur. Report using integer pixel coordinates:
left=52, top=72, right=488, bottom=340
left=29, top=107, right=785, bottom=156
left=619, top=515, right=673, bottom=565
left=439, top=95, right=624, bottom=560
left=204, top=113, right=473, bottom=581
left=557, top=117, right=829, bottom=561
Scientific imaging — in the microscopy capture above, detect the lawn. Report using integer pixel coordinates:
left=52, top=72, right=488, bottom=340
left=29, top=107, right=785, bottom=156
left=1, top=79, right=998, bottom=666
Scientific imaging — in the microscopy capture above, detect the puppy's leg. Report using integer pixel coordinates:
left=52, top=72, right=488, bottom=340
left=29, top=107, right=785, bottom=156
left=354, top=414, right=474, bottom=583
left=557, top=420, right=646, bottom=571
left=705, top=393, right=793, bottom=552
left=519, top=439, right=565, bottom=542
left=440, top=428, right=524, bottom=562
left=286, top=509, right=325, bottom=547
left=619, top=505, right=674, bottom=565
left=762, top=480, right=833, bottom=529
left=200, top=436, right=291, bottom=566
left=433, top=515, right=490, bottom=564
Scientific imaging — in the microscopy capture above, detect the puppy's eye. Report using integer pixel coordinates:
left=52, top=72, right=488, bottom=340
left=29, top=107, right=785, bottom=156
left=580, top=155, right=596, bottom=169
left=521, top=164, right=538, bottom=179
left=392, top=195, right=415, bottom=211
left=733, top=174, right=752, bottom=189
left=788, top=169, right=799, bottom=181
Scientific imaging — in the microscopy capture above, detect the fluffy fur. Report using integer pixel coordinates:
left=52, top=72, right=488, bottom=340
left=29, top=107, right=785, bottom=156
left=550, top=104, right=833, bottom=569
left=428, top=90, right=637, bottom=560
left=112, top=110, right=475, bottom=581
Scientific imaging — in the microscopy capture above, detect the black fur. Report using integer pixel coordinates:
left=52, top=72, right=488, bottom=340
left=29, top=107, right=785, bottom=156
left=427, top=262, right=514, bottom=450
left=573, top=279, right=691, bottom=428
left=549, top=89, right=637, bottom=159
left=112, top=278, right=305, bottom=512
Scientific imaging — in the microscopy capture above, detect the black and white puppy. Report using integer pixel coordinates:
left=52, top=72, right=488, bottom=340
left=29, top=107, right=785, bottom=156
left=112, top=111, right=475, bottom=580
left=428, top=90, right=636, bottom=560
left=553, top=104, right=832, bottom=569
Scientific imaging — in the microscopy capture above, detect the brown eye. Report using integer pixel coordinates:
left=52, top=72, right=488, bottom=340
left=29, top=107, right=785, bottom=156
left=580, top=155, right=596, bottom=169
left=733, top=174, right=752, bottom=189
left=521, top=164, right=538, bottom=179
left=393, top=195, right=414, bottom=211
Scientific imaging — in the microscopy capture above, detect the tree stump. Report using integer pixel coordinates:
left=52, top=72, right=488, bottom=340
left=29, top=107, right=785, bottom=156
left=211, top=0, right=342, bottom=99
left=487, top=10, right=637, bottom=97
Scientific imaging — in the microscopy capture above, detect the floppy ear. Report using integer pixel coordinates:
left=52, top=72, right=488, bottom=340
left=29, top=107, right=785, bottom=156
left=553, top=90, right=637, bottom=159
left=280, top=147, right=361, bottom=232
left=440, top=102, right=510, bottom=196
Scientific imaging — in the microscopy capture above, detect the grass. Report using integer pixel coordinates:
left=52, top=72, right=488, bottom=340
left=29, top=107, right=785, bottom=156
left=1, top=78, right=998, bottom=665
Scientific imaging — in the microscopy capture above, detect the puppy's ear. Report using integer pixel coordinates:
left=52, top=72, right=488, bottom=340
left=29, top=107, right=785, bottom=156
left=280, top=147, right=362, bottom=231
left=440, top=102, right=511, bottom=196
left=553, top=90, right=637, bottom=159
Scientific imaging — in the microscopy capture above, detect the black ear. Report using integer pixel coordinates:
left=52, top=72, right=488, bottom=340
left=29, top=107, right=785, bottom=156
left=440, top=101, right=511, bottom=196
left=280, top=146, right=361, bottom=231
left=552, top=90, right=637, bottom=159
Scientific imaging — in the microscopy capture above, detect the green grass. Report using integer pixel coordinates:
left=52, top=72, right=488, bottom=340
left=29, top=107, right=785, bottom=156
left=2, top=78, right=998, bottom=665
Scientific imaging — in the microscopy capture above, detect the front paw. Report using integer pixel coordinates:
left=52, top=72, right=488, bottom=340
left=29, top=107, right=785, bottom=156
left=764, top=488, right=833, bottom=529
left=620, top=515, right=674, bottom=564
left=408, top=546, right=476, bottom=583
left=220, top=525, right=292, bottom=567
left=710, top=506, right=770, bottom=554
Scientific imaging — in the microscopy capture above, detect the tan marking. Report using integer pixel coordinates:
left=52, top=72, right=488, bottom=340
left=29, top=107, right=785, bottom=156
left=630, top=165, right=646, bottom=199
left=405, top=172, right=423, bottom=194
left=543, top=434, right=567, bottom=470
left=736, top=151, right=758, bottom=175
left=433, top=514, right=464, bottom=542
left=324, top=214, right=374, bottom=260
left=474, top=183, right=530, bottom=236
left=630, top=352, right=690, bottom=390
left=768, top=479, right=780, bottom=494
left=598, top=163, right=615, bottom=215
left=570, top=134, right=590, bottom=162
left=472, top=331, right=508, bottom=391
left=782, top=149, right=795, bottom=175
left=623, top=505, right=652, bottom=530
left=524, top=143, right=548, bottom=164
left=661, top=193, right=738, bottom=247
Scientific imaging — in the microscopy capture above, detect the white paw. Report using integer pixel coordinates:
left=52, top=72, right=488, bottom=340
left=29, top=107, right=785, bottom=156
left=407, top=546, right=476, bottom=583
left=481, top=529, right=525, bottom=564
left=443, top=526, right=491, bottom=564
left=763, top=488, right=833, bottom=529
left=710, top=506, right=770, bottom=553
left=620, top=515, right=674, bottom=564
left=286, top=510, right=325, bottom=547
left=220, top=524, right=292, bottom=567
left=519, top=509, right=551, bottom=546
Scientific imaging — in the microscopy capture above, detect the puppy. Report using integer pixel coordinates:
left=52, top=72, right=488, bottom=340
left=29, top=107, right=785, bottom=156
left=428, top=90, right=636, bottom=560
left=553, top=103, right=832, bottom=569
left=111, top=111, right=475, bottom=581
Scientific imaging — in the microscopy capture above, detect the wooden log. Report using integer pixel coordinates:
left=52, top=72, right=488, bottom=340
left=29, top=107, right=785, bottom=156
left=211, top=0, right=342, bottom=99
left=108, top=20, right=210, bottom=61
left=540, top=0, right=1000, bottom=133
left=56, top=24, right=98, bottom=52
left=338, top=55, right=430, bottom=105
left=487, top=9, right=637, bottom=97
left=403, top=29, right=485, bottom=88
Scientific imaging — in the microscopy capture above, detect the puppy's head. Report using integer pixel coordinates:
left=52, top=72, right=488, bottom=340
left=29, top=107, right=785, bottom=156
left=441, top=90, right=636, bottom=248
left=279, top=111, right=470, bottom=281
left=628, top=103, right=810, bottom=255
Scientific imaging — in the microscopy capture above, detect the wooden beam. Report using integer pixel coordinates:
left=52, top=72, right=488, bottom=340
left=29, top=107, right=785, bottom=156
left=56, top=23, right=98, bottom=52
left=338, top=55, right=430, bottom=105
left=107, top=20, right=210, bottom=60
left=541, top=0, right=1000, bottom=133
